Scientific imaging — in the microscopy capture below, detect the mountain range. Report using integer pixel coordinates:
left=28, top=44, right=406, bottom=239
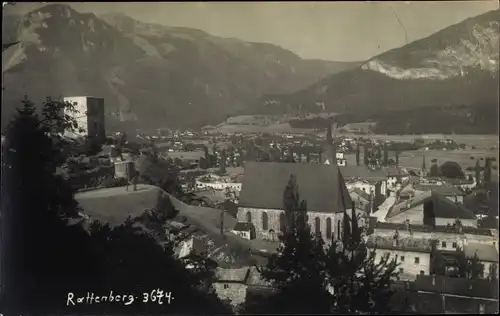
left=256, top=9, right=499, bottom=132
left=2, top=4, right=360, bottom=129
left=3, top=5, right=499, bottom=133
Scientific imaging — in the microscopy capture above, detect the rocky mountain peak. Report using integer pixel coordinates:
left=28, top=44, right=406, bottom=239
left=361, top=9, right=499, bottom=81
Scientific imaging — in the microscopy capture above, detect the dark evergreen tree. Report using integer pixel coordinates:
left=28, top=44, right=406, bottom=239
left=325, top=202, right=399, bottom=314
left=220, top=149, right=227, bottom=174
left=1, top=98, right=99, bottom=313
left=306, top=151, right=311, bottom=163
left=356, top=143, right=360, bottom=166
left=395, top=151, right=399, bottom=166
left=483, top=157, right=492, bottom=185
left=364, top=146, right=369, bottom=166
left=383, top=145, right=389, bottom=166
left=242, top=174, right=331, bottom=314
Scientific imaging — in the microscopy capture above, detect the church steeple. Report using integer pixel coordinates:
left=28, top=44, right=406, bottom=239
left=322, top=122, right=337, bottom=166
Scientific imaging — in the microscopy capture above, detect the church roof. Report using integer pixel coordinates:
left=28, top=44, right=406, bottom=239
left=239, top=162, right=352, bottom=213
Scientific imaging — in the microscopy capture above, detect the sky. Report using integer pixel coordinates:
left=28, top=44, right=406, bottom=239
left=7, top=1, right=500, bottom=61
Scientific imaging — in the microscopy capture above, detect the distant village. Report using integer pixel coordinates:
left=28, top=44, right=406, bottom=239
left=4, top=96, right=497, bottom=314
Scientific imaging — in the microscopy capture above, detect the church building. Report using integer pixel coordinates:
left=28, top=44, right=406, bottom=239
left=237, top=123, right=363, bottom=242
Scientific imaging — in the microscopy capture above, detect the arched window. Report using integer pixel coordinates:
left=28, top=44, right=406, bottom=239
left=326, top=218, right=332, bottom=239
left=246, top=211, right=252, bottom=223
left=337, top=220, right=341, bottom=239
left=279, top=212, right=286, bottom=233
left=315, top=217, right=321, bottom=236
left=262, top=212, right=269, bottom=231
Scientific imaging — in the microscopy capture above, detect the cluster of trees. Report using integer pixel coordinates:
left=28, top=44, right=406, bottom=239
left=239, top=175, right=401, bottom=314
left=0, top=98, right=231, bottom=314
left=432, top=248, right=498, bottom=281
left=358, top=143, right=391, bottom=167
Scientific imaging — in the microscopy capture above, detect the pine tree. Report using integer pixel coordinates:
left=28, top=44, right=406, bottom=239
left=325, top=203, right=399, bottom=313
left=364, top=146, right=369, bottom=166
left=383, top=144, right=389, bottom=167
left=242, top=174, right=331, bottom=314
left=356, top=143, right=360, bottom=166
left=484, top=158, right=492, bottom=185
left=1, top=98, right=99, bottom=312
left=220, top=149, right=227, bottom=174
left=467, top=253, right=485, bottom=279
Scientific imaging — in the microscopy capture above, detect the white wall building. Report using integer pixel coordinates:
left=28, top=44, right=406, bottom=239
left=366, top=235, right=433, bottom=281
left=63, top=96, right=106, bottom=145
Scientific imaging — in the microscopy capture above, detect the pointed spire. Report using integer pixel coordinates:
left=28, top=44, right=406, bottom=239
left=422, top=155, right=426, bottom=172
left=327, top=122, right=333, bottom=143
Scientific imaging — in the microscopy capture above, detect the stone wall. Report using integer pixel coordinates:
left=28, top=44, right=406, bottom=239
left=237, top=207, right=364, bottom=241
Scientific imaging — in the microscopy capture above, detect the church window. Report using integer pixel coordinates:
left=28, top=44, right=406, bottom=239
left=246, top=211, right=252, bottom=223
left=337, top=220, right=341, bottom=239
left=326, top=218, right=332, bottom=239
left=262, top=212, right=269, bottom=231
left=315, top=217, right=321, bottom=235
left=279, top=212, right=286, bottom=233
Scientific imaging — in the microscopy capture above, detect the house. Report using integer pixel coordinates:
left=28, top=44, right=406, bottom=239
left=339, top=165, right=388, bottom=197
left=63, top=96, right=106, bottom=146
left=463, top=243, right=499, bottom=279
left=195, top=173, right=242, bottom=192
left=349, top=188, right=371, bottom=213
left=238, top=162, right=354, bottom=242
left=366, top=235, right=433, bottom=281
left=414, top=275, right=499, bottom=314
left=385, top=191, right=477, bottom=227
left=232, top=222, right=256, bottom=241
left=385, top=166, right=410, bottom=188
left=414, top=182, right=466, bottom=204
left=373, top=222, right=496, bottom=252
left=213, top=267, right=251, bottom=308
left=213, top=266, right=274, bottom=310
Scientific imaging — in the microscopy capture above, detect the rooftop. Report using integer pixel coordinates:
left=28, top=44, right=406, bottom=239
left=366, top=235, right=433, bottom=253
left=415, top=275, right=498, bottom=299
left=215, top=267, right=250, bottom=283
left=463, top=243, right=499, bottom=263
left=239, top=162, right=352, bottom=214
left=385, top=191, right=475, bottom=220
left=414, top=183, right=465, bottom=196
left=374, top=222, right=494, bottom=236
